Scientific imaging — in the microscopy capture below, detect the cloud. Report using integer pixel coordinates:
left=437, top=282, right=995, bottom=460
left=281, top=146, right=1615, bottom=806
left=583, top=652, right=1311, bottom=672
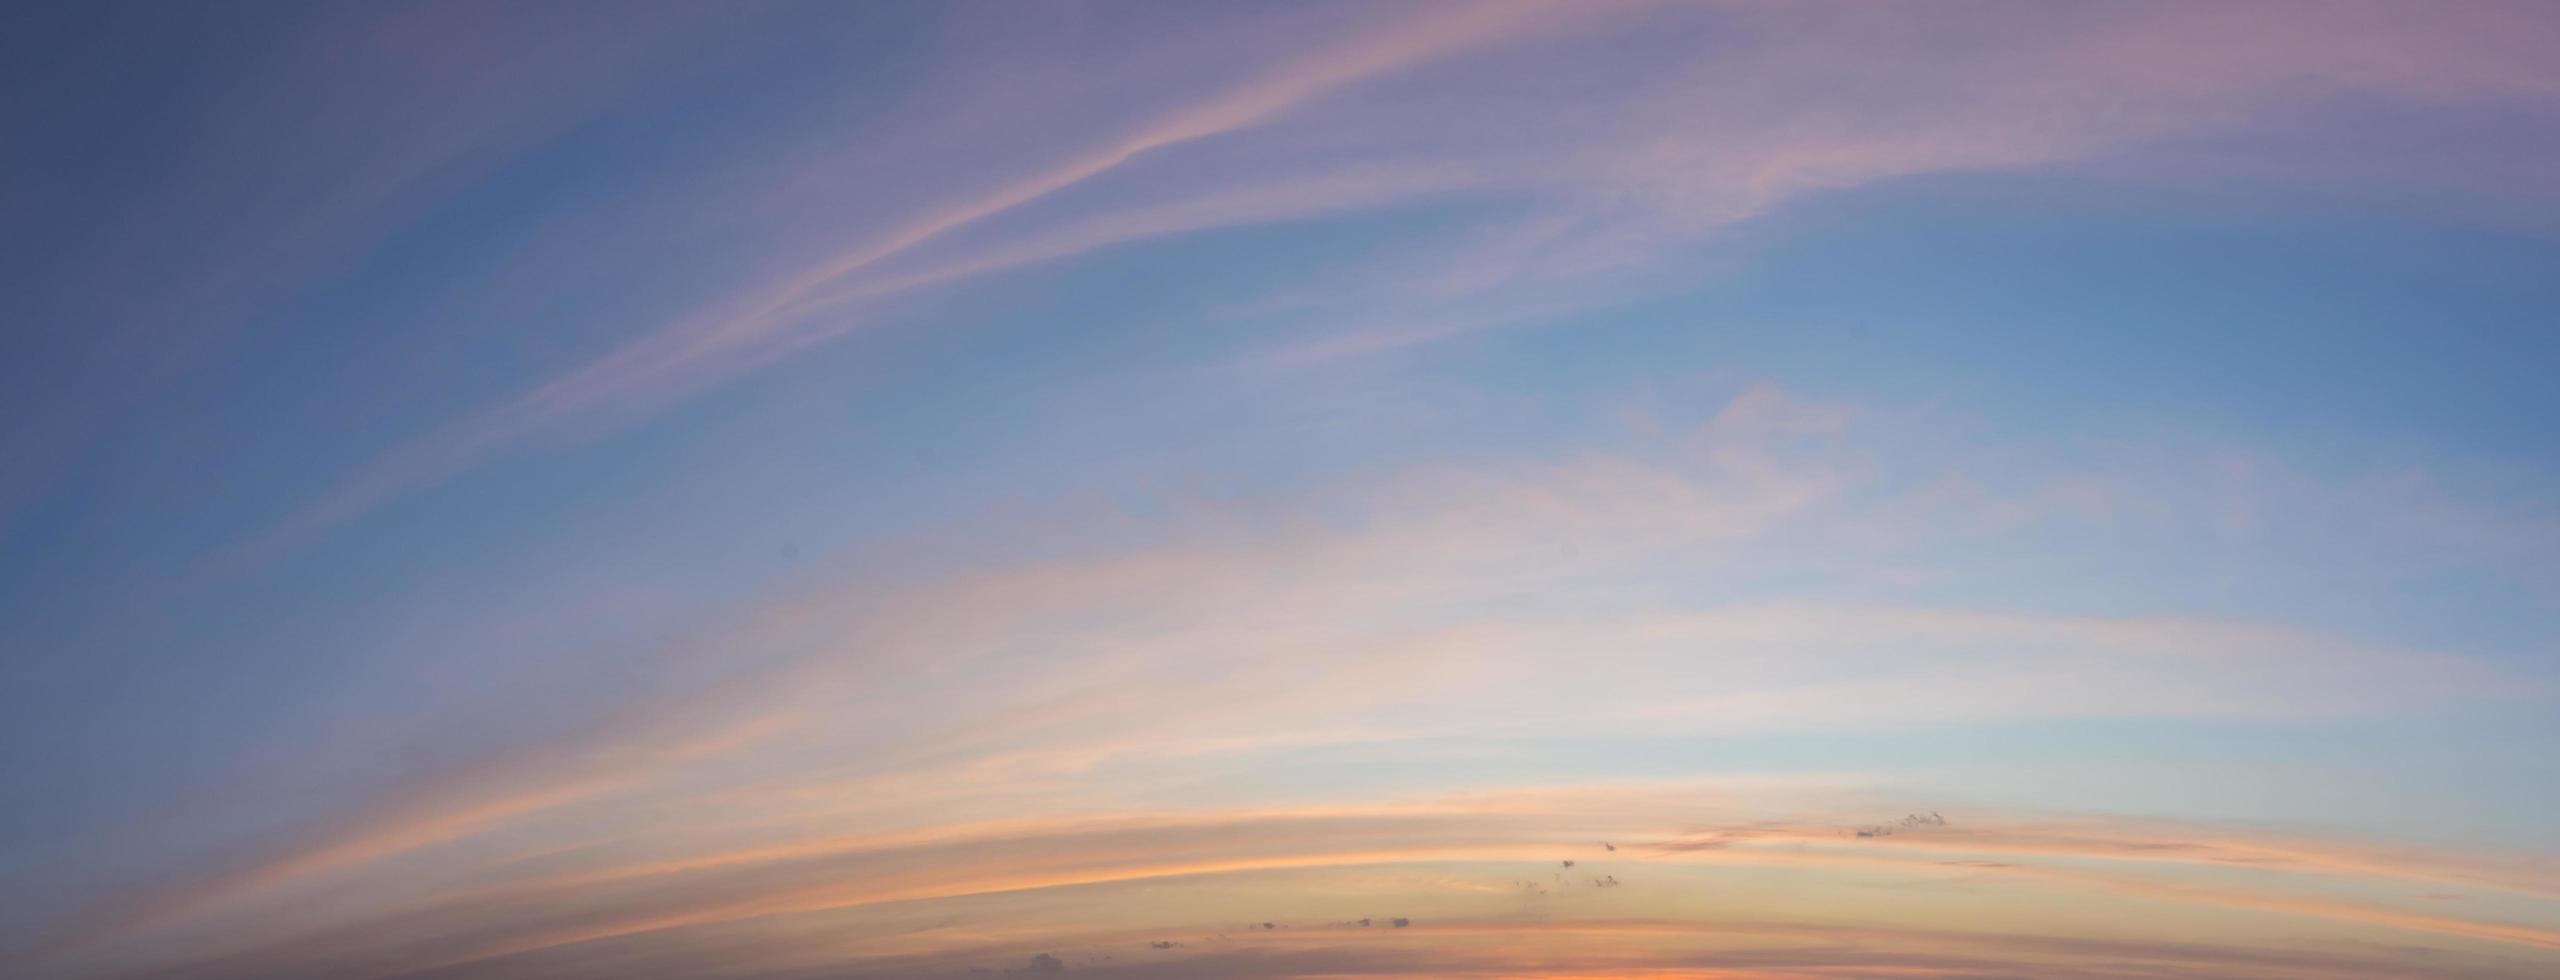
left=216, top=0, right=1603, bottom=570
left=217, top=0, right=2560, bottom=566
left=15, top=6, right=2560, bottom=980
left=46, top=782, right=2560, bottom=979
left=0, top=4, right=723, bottom=542
left=29, top=384, right=2556, bottom=978
left=888, top=923, right=2551, bottom=980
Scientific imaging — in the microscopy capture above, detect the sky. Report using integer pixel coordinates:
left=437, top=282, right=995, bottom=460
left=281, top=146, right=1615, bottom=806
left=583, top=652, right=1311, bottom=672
left=4, top=1, right=2559, bottom=977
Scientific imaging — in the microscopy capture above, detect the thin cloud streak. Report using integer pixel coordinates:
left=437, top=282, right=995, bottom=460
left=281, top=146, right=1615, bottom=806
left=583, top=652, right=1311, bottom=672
left=14, top=6, right=2560, bottom=979
left=31, top=387, right=2560, bottom=978
left=222, top=0, right=2560, bottom=568
left=95, top=793, right=2560, bottom=980
left=219, top=0, right=1599, bottom=570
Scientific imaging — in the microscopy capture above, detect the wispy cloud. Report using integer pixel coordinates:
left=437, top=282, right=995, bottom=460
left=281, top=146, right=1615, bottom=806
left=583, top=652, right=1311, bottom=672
left=217, top=0, right=1601, bottom=569
left=30, top=384, right=2558, bottom=978
left=16, top=6, right=2560, bottom=978
left=0, top=3, right=717, bottom=541
left=74, top=790, right=2560, bottom=979
left=217, top=0, right=2560, bottom=567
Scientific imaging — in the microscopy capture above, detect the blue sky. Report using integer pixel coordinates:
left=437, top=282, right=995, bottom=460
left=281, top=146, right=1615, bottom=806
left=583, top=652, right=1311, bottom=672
left=4, top=3, right=2559, bottom=978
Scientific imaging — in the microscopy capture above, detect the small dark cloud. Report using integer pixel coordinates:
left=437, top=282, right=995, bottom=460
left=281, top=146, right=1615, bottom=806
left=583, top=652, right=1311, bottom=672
left=1560, top=859, right=1574, bottom=868
left=1149, top=941, right=1181, bottom=950
left=1358, top=917, right=1372, bottom=927
left=1261, top=922, right=1276, bottom=930
left=1028, top=952, right=1065, bottom=973
left=1857, top=811, right=1950, bottom=839
left=1390, top=917, right=1410, bottom=928
left=1602, top=841, right=1615, bottom=851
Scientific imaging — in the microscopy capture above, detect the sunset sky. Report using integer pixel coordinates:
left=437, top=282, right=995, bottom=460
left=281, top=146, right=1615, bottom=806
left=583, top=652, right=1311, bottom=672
left=5, top=2, right=2559, bottom=978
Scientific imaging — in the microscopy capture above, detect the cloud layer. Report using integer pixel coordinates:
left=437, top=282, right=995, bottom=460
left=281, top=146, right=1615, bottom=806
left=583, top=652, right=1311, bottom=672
left=7, top=3, right=2560, bottom=979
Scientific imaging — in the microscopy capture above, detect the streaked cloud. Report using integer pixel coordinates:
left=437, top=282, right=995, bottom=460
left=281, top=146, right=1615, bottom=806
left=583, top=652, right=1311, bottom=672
left=221, top=0, right=2560, bottom=566
left=54, top=789, right=2558, bottom=979
left=21, top=385, right=2557, bottom=978
left=9, top=4, right=2560, bottom=979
